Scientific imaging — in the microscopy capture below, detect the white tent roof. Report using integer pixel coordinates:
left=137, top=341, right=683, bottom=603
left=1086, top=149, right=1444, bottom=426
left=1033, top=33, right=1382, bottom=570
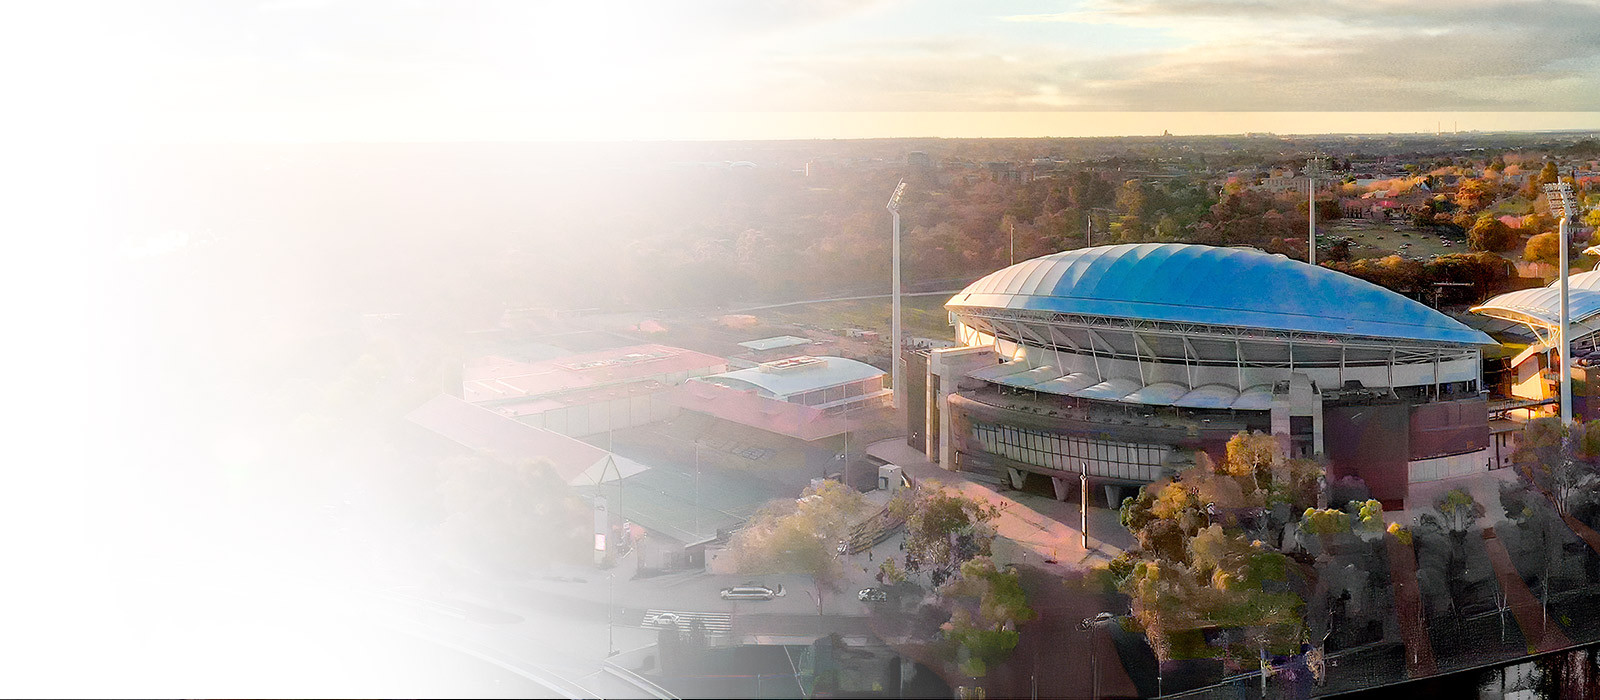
left=1121, top=382, right=1189, bottom=406
left=1174, top=384, right=1241, bottom=409
left=1074, top=377, right=1142, bottom=401
left=1232, top=384, right=1276, bottom=411
left=1032, top=372, right=1099, bottom=395
left=995, top=365, right=1060, bottom=389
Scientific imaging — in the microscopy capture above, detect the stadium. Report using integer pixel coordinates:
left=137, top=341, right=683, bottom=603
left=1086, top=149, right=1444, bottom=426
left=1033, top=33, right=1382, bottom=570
left=913, top=243, right=1498, bottom=509
left=1473, top=267, right=1600, bottom=416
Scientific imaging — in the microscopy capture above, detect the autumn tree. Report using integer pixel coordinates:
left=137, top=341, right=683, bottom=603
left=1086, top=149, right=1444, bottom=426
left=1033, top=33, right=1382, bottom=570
left=1468, top=214, right=1517, bottom=252
left=1108, top=431, right=1318, bottom=665
left=1524, top=231, right=1563, bottom=267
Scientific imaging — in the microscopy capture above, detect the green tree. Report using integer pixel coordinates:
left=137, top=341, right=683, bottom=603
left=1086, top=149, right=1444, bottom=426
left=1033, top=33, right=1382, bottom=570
left=894, top=485, right=1001, bottom=587
left=939, top=557, right=1035, bottom=677
left=729, top=480, right=870, bottom=613
left=1437, top=489, right=1483, bottom=534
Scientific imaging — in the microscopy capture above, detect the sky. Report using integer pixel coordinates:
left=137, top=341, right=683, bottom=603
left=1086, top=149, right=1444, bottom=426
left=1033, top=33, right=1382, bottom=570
left=21, top=1, right=1600, bottom=140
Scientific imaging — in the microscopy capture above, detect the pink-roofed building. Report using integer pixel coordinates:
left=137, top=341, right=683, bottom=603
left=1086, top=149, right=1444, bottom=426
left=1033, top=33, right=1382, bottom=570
left=461, top=344, right=727, bottom=438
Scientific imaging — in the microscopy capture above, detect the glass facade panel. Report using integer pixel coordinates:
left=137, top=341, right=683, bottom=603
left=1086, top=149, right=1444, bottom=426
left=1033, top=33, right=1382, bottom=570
left=970, top=422, right=1169, bottom=483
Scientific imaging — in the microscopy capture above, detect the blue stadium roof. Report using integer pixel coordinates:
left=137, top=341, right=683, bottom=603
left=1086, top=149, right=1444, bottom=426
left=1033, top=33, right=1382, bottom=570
left=947, top=243, right=1494, bottom=346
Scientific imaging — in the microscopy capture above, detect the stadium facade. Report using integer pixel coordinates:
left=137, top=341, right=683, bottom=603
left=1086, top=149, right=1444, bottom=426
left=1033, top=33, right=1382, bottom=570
left=914, top=243, right=1498, bottom=509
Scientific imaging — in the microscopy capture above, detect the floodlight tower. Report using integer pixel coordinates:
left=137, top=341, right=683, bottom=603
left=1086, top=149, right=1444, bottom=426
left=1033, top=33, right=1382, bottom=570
left=1305, top=156, right=1330, bottom=266
left=1546, top=181, right=1579, bottom=423
left=887, top=179, right=908, bottom=411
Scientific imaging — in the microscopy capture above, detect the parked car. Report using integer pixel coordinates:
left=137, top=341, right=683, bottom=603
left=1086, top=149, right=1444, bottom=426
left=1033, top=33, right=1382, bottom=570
left=858, top=588, right=889, bottom=602
left=721, top=584, right=784, bottom=600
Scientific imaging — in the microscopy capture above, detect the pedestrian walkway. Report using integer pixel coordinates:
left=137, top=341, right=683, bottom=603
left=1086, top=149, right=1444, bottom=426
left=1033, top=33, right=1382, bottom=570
left=867, top=439, right=1129, bottom=569
left=1481, top=526, right=1572, bottom=653
left=1383, top=532, right=1438, bottom=678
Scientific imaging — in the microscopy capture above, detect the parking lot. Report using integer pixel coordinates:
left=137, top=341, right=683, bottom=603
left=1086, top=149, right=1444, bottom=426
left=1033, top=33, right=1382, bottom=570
left=1325, top=219, right=1472, bottom=262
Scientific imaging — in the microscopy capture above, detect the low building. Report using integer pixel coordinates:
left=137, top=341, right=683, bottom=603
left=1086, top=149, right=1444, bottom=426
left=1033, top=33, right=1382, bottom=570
left=461, top=344, right=727, bottom=438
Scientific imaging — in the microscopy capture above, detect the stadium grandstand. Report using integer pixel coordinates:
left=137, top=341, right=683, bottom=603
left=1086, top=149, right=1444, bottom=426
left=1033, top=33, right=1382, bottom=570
left=914, top=243, right=1498, bottom=509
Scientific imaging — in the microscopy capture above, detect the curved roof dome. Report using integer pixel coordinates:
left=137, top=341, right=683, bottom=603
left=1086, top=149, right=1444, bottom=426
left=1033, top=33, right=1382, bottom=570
left=1472, top=269, right=1600, bottom=335
left=947, top=243, right=1493, bottom=345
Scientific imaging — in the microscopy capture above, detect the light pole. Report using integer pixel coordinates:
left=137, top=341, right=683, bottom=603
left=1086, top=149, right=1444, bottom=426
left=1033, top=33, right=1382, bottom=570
left=1306, top=156, right=1329, bottom=266
left=887, top=179, right=908, bottom=412
left=607, top=573, right=617, bottom=656
left=1546, top=181, right=1579, bottom=424
left=1080, top=468, right=1090, bottom=550
left=1079, top=614, right=1112, bottom=700
left=1087, top=207, right=1116, bottom=248
left=694, top=442, right=702, bottom=539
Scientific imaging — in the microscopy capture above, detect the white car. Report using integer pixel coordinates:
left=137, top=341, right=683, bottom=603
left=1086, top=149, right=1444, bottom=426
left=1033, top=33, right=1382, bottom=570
left=720, top=584, right=784, bottom=600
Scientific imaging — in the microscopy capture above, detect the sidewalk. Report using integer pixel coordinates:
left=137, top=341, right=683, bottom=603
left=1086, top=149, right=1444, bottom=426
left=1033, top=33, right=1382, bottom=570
left=1383, top=532, right=1438, bottom=678
left=867, top=438, right=1131, bottom=570
left=1481, top=526, right=1572, bottom=653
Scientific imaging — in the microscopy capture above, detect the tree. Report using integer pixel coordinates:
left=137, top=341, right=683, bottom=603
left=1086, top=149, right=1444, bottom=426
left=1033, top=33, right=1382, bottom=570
left=1468, top=214, right=1517, bottom=252
left=1106, top=431, right=1317, bottom=666
left=894, top=485, right=1001, bottom=587
left=1116, top=179, right=1148, bottom=219
left=1437, top=489, right=1484, bottom=534
left=939, top=557, right=1035, bottom=678
left=1524, top=232, right=1563, bottom=267
left=728, top=480, right=870, bottom=613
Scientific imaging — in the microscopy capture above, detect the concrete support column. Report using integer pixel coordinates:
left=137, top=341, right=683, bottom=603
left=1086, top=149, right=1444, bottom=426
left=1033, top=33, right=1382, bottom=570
left=1269, top=397, right=1292, bottom=457
left=924, top=373, right=938, bottom=461
left=1312, top=390, right=1325, bottom=457
left=1103, top=484, right=1122, bottom=509
left=1007, top=467, right=1028, bottom=490
left=1051, top=476, right=1072, bottom=502
left=939, top=395, right=956, bottom=470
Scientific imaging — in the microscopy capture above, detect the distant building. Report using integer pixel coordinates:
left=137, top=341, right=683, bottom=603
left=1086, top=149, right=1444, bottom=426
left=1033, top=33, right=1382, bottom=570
left=1257, top=176, right=1310, bottom=194
left=907, top=151, right=933, bottom=169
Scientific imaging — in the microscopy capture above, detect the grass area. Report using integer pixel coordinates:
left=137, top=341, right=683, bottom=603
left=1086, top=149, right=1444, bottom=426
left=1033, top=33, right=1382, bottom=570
left=756, top=294, right=959, bottom=342
left=1326, top=219, right=1468, bottom=262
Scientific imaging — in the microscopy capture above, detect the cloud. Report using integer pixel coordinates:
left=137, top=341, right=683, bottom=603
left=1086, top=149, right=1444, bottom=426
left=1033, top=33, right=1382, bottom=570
left=990, top=0, right=1600, bottom=110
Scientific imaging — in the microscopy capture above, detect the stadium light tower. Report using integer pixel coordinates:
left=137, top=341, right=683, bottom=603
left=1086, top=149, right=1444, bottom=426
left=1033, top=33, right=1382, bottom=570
left=1546, top=181, right=1579, bottom=423
left=887, top=179, right=908, bottom=411
left=1305, top=156, right=1330, bottom=266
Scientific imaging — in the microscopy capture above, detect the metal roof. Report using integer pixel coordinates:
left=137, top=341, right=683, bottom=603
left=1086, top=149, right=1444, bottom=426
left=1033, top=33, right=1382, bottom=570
left=1471, top=269, right=1600, bottom=339
left=947, top=243, right=1493, bottom=346
left=701, top=356, right=885, bottom=399
left=738, top=335, right=813, bottom=352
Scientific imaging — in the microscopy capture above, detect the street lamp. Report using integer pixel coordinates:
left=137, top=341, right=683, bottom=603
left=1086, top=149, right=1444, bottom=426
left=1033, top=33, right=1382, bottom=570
left=1546, top=181, right=1579, bottom=424
left=1079, top=613, right=1115, bottom=700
